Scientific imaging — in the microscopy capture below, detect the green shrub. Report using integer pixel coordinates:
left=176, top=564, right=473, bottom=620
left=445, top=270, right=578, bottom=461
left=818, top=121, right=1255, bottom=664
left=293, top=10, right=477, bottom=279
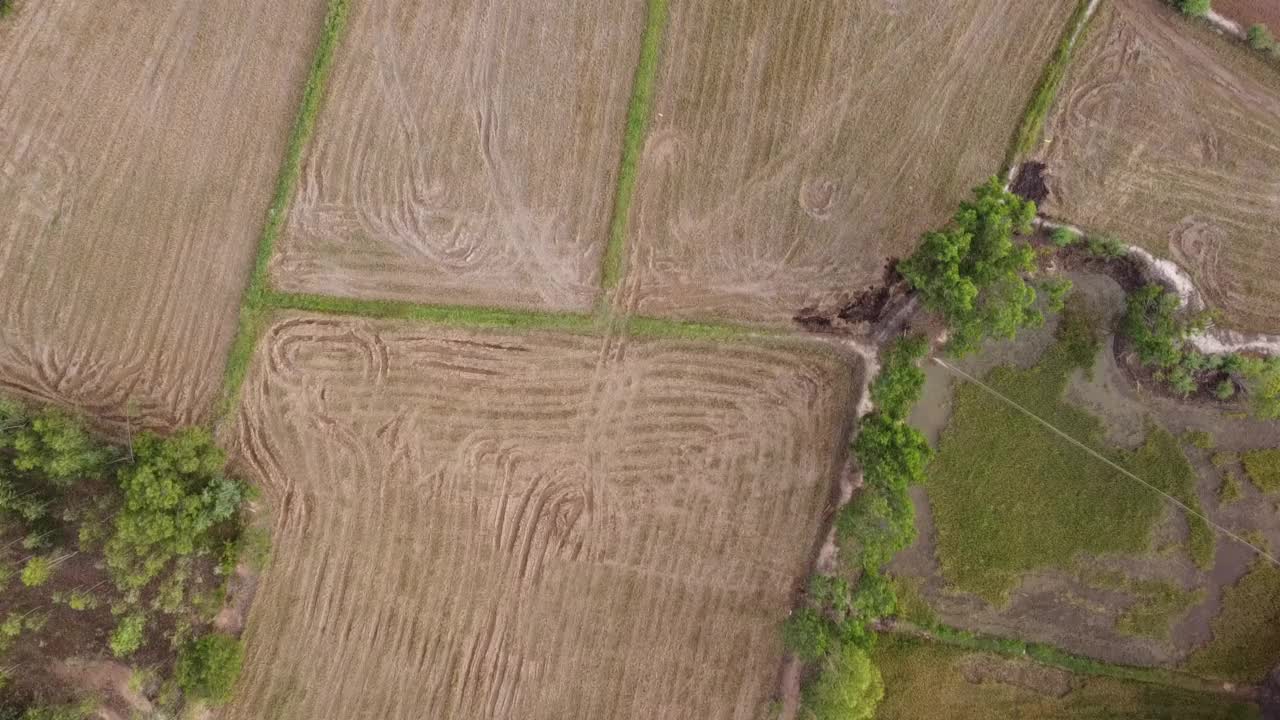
left=1181, top=430, right=1215, bottom=450
left=783, top=608, right=835, bottom=663
left=108, top=613, right=146, bottom=658
left=1178, top=0, right=1211, bottom=17
left=1215, top=379, right=1236, bottom=400
left=1218, top=472, right=1244, bottom=505
left=1040, top=278, right=1073, bottom=313
left=176, top=632, right=244, bottom=705
left=1239, top=356, right=1280, bottom=420
left=1248, top=24, right=1275, bottom=51
left=802, top=643, right=884, bottom=720
left=870, top=336, right=928, bottom=419
left=1242, top=449, right=1280, bottom=493
left=1050, top=226, right=1079, bottom=248
left=20, top=556, right=52, bottom=587
left=899, top=178, right=1041, bottom=356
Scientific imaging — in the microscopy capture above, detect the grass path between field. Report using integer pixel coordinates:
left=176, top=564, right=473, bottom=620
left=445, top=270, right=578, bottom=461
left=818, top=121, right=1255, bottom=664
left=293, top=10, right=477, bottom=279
left=883, top=623, right=1253, bottom=700
left=1003, top=0, right=1102, bottom=175
left=218, top=0, right=350, bottom=420
left=598, top=0, right=670, bottom=292
left=213, top=0, right=783, bottom=424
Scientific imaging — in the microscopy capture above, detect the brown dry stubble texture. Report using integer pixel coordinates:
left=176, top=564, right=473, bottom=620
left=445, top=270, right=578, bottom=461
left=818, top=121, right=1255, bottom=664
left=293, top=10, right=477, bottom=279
left=223, top=315, right=855, bottom=720
left=269, top=0, right=645, bottom=312
left=621, top=0, right=1075, bottom=326
left=1036, top=0, right=1280, bottom=333
left=0, top=0, right=327, bottom=428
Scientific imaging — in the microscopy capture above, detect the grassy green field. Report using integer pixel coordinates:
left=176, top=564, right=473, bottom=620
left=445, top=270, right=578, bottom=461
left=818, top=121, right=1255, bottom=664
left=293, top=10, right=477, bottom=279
left=1186, top=561, right=1280, bottom=683
left=926, top=305, right=1212, bottom=602
left=875, top=634, right=1258, bottom=720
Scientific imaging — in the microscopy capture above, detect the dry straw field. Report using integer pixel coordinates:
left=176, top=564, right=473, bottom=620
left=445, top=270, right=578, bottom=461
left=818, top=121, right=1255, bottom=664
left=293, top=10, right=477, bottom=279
left=223, top=315, right=855, bottom=720
left=1035, top=0, right=1280, bottom=333
left=620, top=0, right=1075, bottom=326
left=269, top=0, right=647, bottom=312
left=0, top=0, right=324, bottom=427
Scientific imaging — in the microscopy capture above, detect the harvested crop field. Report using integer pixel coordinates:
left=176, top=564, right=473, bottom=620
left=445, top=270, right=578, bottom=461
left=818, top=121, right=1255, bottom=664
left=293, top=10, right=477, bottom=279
left=621, top=0, right=1075, bottom=326
left=223, top=315, right=856, bottom=720
left=1034, top=0, right=1280, bottom=333
left=269, top=0, right=646, bottom=312
left=0, top=0, right=325, bottom=428
left=1215, top=0, right=1280, bottom=32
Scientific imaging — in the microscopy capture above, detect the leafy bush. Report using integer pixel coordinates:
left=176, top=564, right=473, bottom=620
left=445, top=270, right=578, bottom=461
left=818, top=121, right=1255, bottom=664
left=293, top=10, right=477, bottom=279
left=1248, top=24, right=1275, bottom=51
left=108, top=613, right=146, bottom=658
left=176, top=632, right=244, bottom=704
left=1040, top=278, right=1072, bottom=313
left=783, top=608, right=834, bottom=662
left=802, top=643, right=884, bottom=720
left=1178, top=0, right=1211, bottom=17
left=899, top=178, right=1041, bottom=356
left=869, top=336, right=928, bottom=419
left=1239, top=356, right=1280, bottom=420
left=20, top=556, right=52, bottom=587
left=1050, top=226, right=1079, bottom=247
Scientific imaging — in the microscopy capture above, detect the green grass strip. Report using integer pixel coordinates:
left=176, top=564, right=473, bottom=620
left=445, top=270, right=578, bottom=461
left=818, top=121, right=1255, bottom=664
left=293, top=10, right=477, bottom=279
left=599, top=0, right=670, bottom=292
left=902, top=624, right=1241, bottom=695
left=218, top=0, right=350, bottom=420
left=265, top=292, right=602, bottom=333
left=624, top=315, right=778, bottom=341
left=1003, top=0, right=1097, bottom=173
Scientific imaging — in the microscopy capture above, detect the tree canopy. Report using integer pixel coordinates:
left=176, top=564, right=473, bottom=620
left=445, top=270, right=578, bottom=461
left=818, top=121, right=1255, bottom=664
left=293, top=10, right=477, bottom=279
left=899, top=177, right=1041, bottom=355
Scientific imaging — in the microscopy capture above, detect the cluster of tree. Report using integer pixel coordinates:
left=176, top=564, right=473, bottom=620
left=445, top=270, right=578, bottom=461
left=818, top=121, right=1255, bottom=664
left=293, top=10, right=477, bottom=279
left=898, top=178, right=1048, bottom=356
left=0, top=399, right=253, bottom=712
left=1123, top=284, right=1280, bottom=416
left=783, top=337, right=931, bottom=718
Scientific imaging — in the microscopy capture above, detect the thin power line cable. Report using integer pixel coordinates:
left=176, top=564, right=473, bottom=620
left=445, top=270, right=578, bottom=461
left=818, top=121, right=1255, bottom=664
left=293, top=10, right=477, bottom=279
left=933, top=357, right=1280, bottom=569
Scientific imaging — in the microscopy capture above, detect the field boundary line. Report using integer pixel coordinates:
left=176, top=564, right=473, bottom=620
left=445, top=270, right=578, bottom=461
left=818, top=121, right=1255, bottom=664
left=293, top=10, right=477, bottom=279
left=1003, top=0, right=1102, bottom=176
left=882, top=623, right=1258, bottom=697
left=217, top=0, right=351, bottom=421
left=598, top=0, right=670, bottom=294
left=934, top=357, right=1280, bottom=568
left=263, top=291, right=811, bottom=345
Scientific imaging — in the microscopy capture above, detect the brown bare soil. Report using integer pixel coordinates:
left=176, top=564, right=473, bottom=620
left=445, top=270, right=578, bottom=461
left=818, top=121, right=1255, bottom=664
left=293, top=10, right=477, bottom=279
left=1035, top=0, right=1280, bottom=333
left=221, top=315, right=856, bottom=720
left=1215, top=0, right=1280, bottom=32
left=0, top=0, right=326, bottom=429
left=269, top=0, right=646, bottom=312
left=620, top=0, right=1075, bottom=326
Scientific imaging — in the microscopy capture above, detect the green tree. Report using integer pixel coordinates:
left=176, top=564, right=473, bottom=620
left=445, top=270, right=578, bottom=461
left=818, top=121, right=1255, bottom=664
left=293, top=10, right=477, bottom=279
left=783, top=608, right=834, bottom=663
left=1179, top=0, right=1211, bottom=17
left=176, top=632, right=245, bottom=704
left=802, top=643, right=885, bottom=720
left=106, top=428, right=245, bottom=591
left=1248, top=24, right=1275, bottom=51
left=899, top=177, right=1041, bottom=355
left=108, top=613, right=146, bottom=658
left=869, top=336, right=928, bottom=419
left=9, top=410, right=108, bottom=486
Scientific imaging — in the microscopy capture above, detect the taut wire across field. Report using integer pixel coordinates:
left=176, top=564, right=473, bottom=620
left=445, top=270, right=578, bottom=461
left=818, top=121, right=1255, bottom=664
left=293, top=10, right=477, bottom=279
left=934, top=358, right=1280, bottom=569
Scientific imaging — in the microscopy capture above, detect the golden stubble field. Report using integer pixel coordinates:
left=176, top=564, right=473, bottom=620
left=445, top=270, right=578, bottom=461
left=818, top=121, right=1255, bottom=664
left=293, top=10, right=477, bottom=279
left=221, top=315, right=856, bottom=720
left=0, top=0, right=325, bottom=427
left=1035, top=0, right=1280, bottom=333
left=269, top=0, right=646, bottom=313
left=619, top=0, right=1075, bottom=326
